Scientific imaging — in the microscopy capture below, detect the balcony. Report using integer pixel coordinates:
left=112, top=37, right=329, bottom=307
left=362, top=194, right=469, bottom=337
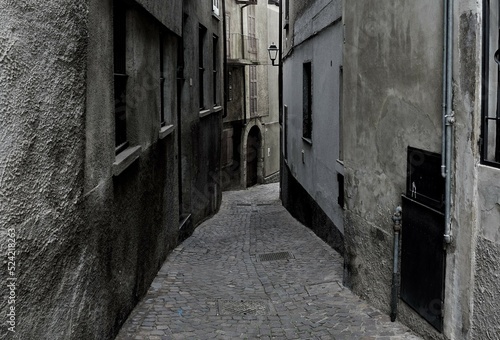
left=226, top=33, right=259, bottom=65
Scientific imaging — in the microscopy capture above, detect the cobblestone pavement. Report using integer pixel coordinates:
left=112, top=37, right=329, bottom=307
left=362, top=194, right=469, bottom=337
left=116, top=183, right=421, bottom=340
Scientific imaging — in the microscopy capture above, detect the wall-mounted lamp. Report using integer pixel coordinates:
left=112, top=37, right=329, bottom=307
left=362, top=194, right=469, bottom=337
left=267, top=43, right=279, bottom=66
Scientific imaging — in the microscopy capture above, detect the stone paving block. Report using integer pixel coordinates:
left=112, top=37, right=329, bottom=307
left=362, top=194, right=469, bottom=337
left=115, top=183, right=422, bottom=340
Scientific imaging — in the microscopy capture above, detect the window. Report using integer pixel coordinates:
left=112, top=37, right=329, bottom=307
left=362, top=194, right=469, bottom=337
left=303, top=62, right=312, bottom=141
left=482, top=0, right=500, bottom=167
left=113, top=1, right=128, bottom=154
left=199, top=24, right=207, bottom=110
left=213, top=0, right=220, bottom=16
left=285, top=0, right=290, bottom=20
left=249, top=65, right=257, bottom=116
left=213, top=34, right=219, bottom=106
left=248, top=6, right=257, bottom=54
left=284, top=105, right=288, bottom=160
left=160, top=34, right=166, bottom=126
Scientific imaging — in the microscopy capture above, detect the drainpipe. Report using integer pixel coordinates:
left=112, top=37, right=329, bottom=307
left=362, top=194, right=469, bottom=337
left=442, top=0, right=454, bottom=245
left=241, top=4, right=249, bottom=126
left=222, top=0, right=228, bottom=118
left=441, top=0, right=448, bottom=179
left=390, top=206, right=402, bottom=322
left=278, top=0, right=283, bottom=200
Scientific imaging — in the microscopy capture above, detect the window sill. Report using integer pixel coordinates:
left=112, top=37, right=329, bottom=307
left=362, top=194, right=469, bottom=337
left=159, top=124, right=175, bottom=140
left=113, top=145, right=142, bottom=176
left=302, top=137, right=313, bottom=145
left=212, top=12, right=221, bottom=21
left=200, top=107, right=223, bottom=118
left=336, top=159, right=344, bottom=175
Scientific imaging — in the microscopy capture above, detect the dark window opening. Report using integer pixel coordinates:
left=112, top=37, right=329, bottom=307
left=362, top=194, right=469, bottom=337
left=337, top=173, right=345, bottom=208
left=160, top=34, right=166, bottom=126
left=213, top=34, right=219, bottom=106
left=284, top=105, right=288, bottom=160
left=303, top=62, right=312, bottom=140
left=114, top=1, right=128, bottom=154
left=199, top=24, right=207, bottom=110
left=482, top=0, right=500, bottom=167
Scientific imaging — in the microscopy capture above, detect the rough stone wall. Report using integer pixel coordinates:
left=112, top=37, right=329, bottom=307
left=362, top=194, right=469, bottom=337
left=472, top=168, right=500, bottom=338
left=0, top=0, right=89, bottom=338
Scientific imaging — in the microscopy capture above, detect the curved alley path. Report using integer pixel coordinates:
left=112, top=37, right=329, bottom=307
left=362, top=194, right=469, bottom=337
left=116, top=183, right=421, bottom=340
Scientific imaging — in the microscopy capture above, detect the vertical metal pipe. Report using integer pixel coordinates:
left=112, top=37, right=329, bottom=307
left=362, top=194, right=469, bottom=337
left=222, top=0, right=228, bottom=118
left=278, top=0, right=283, bottom=200
left=441, top=0, right=449, bottom=178
left=391, top=206, right=402, bottom=322
left=444, top=0, right=454, bottom=244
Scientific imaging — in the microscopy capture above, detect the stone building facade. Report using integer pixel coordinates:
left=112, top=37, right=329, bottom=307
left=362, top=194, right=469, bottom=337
left=222, top=0, right=280, bottom=189
left=0, top=0, right=223, bottom=338
left=282, top=0, right=500, bottom=339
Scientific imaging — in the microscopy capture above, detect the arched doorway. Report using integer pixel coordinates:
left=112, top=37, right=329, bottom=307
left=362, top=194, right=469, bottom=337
left=246, top=126, right=261, bottom=187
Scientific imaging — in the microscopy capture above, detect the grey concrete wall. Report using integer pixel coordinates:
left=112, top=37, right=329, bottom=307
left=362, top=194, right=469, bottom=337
left=343, top=0, right=483, bottom=339
left=283, top=15, right=344, bottom=234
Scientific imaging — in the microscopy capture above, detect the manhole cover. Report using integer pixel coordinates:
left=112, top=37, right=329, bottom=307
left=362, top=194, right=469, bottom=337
left=217, top=299, right=268, bottom=316
left=258, top=251, right=293, bottom=262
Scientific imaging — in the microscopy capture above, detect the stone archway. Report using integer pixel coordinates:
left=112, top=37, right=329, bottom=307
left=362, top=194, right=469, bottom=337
left=246, top=125, right=262, bottom=187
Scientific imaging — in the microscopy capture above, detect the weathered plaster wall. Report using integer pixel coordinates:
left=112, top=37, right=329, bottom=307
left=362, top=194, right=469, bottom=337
left=0, top=0, right=89, bottom=338
left=442, top=2, right=481, bottom=339
left=180, top=0, right=223, bottom=225
left=83, top=1, right=180, bottom=338
left=343, top=0, right=482, bottom=339
left=1, top=0, right=183, bottom=338
left=134, top=0, right=182, bottom=36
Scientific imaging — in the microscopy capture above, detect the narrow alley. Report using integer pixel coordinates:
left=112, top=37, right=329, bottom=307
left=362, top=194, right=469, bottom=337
left=116, top=184, right=420, bottom=340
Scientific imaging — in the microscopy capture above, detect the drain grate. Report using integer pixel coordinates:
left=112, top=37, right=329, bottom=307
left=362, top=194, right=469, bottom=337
left=258, top=251, right=293, bottom=262
left=236, top=203, right=252, bottom=206
left=217, top=299, right=268, bottom=316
